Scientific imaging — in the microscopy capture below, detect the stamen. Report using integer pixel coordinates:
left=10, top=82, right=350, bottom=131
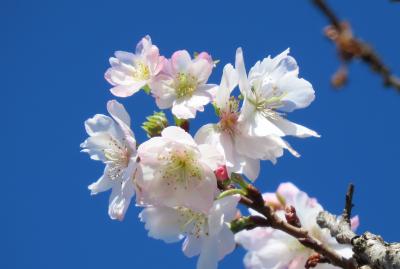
left=132, top=62, right=150, bottom=81
left=175, top=73, right=198, bottom=98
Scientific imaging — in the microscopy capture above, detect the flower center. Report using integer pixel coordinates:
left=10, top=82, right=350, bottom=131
left=104, top=137, right=130, bottom=180
left=219, top=111, right=238, bottom=134
left=248, top=86, right=285, bottom=120
left=132, top=62, right=150, bottom=81
left=160, top=149, right=202, bottom=189
left=177, top=207, right=208, bottom=238
left=175, top=73, right=198, bottom=98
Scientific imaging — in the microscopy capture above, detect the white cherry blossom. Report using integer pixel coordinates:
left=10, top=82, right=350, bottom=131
left=105, top=35, right=165, bottom=97
left=140, top=195, right=240, bottom=269
left=235, top=183, right=358, bottom=269
left=81, top=100, right=138, bottom=220
left=235, top=47, right=320, bottom=139
left=150, top=50, right=217, bottom=119
left=195, top=64, right=299, bottom=181
left=136, top=126, right=223, bottom=213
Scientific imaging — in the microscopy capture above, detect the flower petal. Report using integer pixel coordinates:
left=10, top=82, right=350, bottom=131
left=139, top=206, right=184, bottom=243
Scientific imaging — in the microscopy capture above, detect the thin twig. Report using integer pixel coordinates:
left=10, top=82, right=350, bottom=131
left=236, top=181, right=356, bottom=269
left=311, top=0, right=400, bottom=92
left=342, top=183, right=354, bottom=224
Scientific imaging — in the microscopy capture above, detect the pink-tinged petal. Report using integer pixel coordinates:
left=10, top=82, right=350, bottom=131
left=351, top=215, right=360, bottom=231
left=263, top=193, right=282, bottom=209
left=135, top=35, right=152, bottom=55
left=197, top=84, right=218, bottom=100
left=152, top=56, right=166, bottom=75
left=277, top=182, right=301, bottom=202
left=114, top=50, right=136, bottom=64
left=105, top=68, right=135, bottom=86
left=190, top=58, right=213, bottom=84
left=171, top=50, right=192, bottom=73
left=196, top=52, right=213, bottom=64
left=110, top=82, right=146, bottom=97
left=288, top=256, right=308, bottom=269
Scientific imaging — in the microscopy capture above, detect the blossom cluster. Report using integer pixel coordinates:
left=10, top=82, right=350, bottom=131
left=81, top=35, right=351, bottom=269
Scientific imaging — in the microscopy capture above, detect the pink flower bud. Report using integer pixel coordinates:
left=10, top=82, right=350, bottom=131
left=215, top=165, right=229, bottom=181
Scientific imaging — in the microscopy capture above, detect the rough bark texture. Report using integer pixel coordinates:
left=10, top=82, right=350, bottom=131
left=317, top=211, right=400, bottom=269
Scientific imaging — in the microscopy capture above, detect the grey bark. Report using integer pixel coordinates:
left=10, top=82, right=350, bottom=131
left=317, top=211, right=400, bottom=269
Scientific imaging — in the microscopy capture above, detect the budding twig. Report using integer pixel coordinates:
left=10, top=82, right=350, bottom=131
left=311, top=0, right=400, bottom=92
left=221, top=175, right=357, bottom=269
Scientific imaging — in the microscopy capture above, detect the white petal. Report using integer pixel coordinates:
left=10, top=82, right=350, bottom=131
left=235, top=47, right=251, bottom=96
left=277, top=74, right=315, bottom=112
left=208, top=195, right=240, bottom=237
left=272, top=117, right=320, bottom=138
left=161, top=126, right=196, bottom=146
left=107, top=99, right=131, bottom=127
left=197, top=236, right=219, bottom=269
left=107, top=100, right=137, bottom=149
left=171, top=99, right=197, bottom=119
left=216, top=225, right=236, bottom=260
left=182, top=235, right=202, bottom=257
left=216, top=64, right=238, bottom=110
left=198, top=144, right=224, bottom=171
left=139, top=206, right=184, bottom=243
left=188, top=91, right=213, bottom=110
left=84, top=114, right=115, bottom=136
left=81, top=134, right=113, bottom=161
left=108, top=173, right=135, bottom=220
left=88, top=167, right=114, bottom=194
left=110, top=82, right=146, bottom=97
left=241, top=157, right=260, bottom=181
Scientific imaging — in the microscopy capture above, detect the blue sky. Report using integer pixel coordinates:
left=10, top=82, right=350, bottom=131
left=3, top=0, right=400, bottom=268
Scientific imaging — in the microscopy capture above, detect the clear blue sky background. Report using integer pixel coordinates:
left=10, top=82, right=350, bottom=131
left=3, top=0, right=400, bottom=268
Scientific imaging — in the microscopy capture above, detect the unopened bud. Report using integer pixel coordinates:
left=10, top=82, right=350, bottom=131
left=142, top=111, right=168, bottom=138
left=285, top=205, right=301, bottom=228
left=215, top=165, right=229, bottom=181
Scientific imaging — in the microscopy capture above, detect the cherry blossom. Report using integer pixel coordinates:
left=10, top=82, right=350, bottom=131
left=235, top=47, right=319, bottom=139
left=136, top=126, right=224, bottom=213
left=195, top=64, right=299, bottom=181
left=81, top=100, right=138, bottom=220
left=105, top=35, right=165, bottom=97
left=150, top=50, right=217, bottom=119
left=235, top=182, right=358, bottom=269
left=140, top=195, right=240, bottom=269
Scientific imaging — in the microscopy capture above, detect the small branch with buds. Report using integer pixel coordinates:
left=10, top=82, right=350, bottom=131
left=221, top=175, right=357, bottom=269
left=311, top=0, right=400, bottom=92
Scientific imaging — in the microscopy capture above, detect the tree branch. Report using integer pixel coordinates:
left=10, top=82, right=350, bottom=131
left=317, top=185, right=400, bottom=269
left=230, top=180, right=357, bottom=269
left=311, top=0, right=400, bottom=92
